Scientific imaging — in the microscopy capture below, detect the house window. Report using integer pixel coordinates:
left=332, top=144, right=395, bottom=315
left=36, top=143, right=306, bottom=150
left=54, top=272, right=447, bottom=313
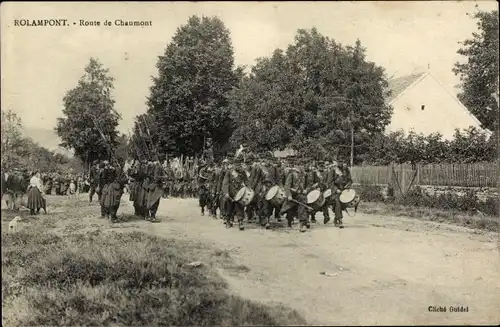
left=421, top=105, right=425, bottom=110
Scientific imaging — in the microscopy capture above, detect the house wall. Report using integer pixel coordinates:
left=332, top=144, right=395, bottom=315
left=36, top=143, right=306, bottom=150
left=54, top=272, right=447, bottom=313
left=386, top=75, right=484, bottom=140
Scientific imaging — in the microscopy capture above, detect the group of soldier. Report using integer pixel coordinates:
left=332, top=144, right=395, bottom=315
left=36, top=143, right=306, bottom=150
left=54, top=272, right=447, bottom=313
left=93, top=153, right=353, bottom=232
left=196, top=153, right=353, bottom=233
left=3, top=153, right=353, bottom=233
left=87, top=160, right=129, bottom=223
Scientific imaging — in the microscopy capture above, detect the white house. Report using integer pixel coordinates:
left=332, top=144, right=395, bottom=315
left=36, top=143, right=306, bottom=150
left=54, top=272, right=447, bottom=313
left=385, top=71, right=491, bottom=140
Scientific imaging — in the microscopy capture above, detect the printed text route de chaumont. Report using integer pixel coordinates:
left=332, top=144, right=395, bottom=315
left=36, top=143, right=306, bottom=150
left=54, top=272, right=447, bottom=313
left=13, top=19, right=152, bottom=27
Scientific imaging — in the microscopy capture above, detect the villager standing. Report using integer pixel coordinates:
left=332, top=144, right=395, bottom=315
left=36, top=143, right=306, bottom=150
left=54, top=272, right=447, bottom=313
left=27, top=171, right=46, bottom=215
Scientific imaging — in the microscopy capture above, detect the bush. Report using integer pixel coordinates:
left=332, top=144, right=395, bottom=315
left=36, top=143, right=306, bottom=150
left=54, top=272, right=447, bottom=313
left=354, top=184, right=386, bottom=202
left=394, top=186, right=499, bottom=217
left=2, top=230, right=306, bottom=327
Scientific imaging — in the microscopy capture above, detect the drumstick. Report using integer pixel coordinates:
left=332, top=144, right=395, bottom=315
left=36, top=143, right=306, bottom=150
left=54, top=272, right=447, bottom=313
left=290, top=199, right=314, bottom=211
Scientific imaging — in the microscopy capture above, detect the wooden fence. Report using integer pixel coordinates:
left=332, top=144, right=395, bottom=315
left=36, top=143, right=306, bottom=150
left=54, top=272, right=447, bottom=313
left=351, top=162, right=499, bottom=188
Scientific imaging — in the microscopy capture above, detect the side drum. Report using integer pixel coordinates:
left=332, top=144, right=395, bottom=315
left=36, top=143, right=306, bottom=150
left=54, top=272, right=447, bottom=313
left=235, top=187, right=255, bottom=206
left=306, top=189, right=325, bottom=211
left=265, top=185, right=286, bottom=207
left=339, top=189, right=360, bottom=208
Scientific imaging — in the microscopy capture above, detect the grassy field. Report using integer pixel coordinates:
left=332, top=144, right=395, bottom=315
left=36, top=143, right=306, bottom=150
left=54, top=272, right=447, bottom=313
left=1, top=196, right=306, bottom=327
left=358, top=201, right=499, bottom=232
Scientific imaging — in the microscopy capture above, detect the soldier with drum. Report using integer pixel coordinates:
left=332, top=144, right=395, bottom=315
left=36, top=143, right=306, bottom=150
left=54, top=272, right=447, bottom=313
left=222, top=157, right=247, bottom=230
left=282, top=158, right=310, bottom=232
left=327, top=160, right=353, bottom=228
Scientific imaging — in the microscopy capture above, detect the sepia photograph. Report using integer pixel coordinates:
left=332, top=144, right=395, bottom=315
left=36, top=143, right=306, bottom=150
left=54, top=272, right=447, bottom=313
left=1, top=1, right=499, bottom=326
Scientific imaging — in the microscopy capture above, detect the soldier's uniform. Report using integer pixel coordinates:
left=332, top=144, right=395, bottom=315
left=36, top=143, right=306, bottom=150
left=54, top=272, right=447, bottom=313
left=134, top=162, right=149, bottom=218
left=127, top=162, right=141, bottom=215
left=217, top=159, right=229, bottom=220
left=270, top=159, right=284, bottom=221
left=326, top=161, right=353, bottom=227
left=255, top=159, right=274, bottom=228
left=245, top=159, right=260, bottom=222
left=101, top=164, right=127, bottom=222
left=317, top=162, right=331, bottom=224
left=222, top=158, right=247, bottom=230
left=146, top=161, right=164, bottom=221
left=305, top=164, right=320, bottom=223
left=283, top=160, right=309, bottom=232
left=99, top=162, right=111, bottom=218
left=88, top=161, right=100, bottom=202
left=209, top=164, right=221, bottom=218
left=197, top=163, right=210, bottom=215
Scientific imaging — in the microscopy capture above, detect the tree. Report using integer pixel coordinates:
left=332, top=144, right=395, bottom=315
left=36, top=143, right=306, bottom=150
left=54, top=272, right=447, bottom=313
left=1, top=109, right=30, bottom=170
left=229, top=29, right=392, bottom=162
left=145, top=15, right=243, bottom=158
left=453, top=9, right=499, bottom=132
left=229, top=49, right=298, bottom=152
left=55, top=57, right=121, bottom=165
left=114, top=133, right=130, bottom=162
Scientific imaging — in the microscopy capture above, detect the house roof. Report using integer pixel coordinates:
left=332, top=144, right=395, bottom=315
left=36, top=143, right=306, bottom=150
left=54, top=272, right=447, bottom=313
left=386, top=71, right=492, bottom=136
left=386, top=72, right=425, bottom=103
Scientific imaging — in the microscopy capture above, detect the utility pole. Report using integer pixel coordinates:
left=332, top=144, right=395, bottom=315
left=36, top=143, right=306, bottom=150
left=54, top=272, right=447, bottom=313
left=350, top=123, right=354, bottom=168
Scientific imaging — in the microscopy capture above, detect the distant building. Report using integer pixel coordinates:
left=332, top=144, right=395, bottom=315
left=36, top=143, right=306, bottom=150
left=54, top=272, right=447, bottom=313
left=385, top=71, right=491, bottom=140
left=273, top=148, right=296, bottom=158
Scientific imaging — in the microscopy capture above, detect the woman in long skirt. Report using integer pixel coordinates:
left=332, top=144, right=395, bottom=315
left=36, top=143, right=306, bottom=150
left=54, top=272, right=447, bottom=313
left=27, top=171, right=46, bottom=215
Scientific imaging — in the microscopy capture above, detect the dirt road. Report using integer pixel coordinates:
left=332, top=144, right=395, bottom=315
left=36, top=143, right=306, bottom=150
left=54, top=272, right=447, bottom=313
left=7, top=194, right=498, bottom=325
left=115, top=197, right=499, bottom=326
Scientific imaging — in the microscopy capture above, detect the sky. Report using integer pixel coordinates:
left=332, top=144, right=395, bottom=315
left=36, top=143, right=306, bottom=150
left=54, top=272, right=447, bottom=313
left=1, top=1, right=498, bottom=135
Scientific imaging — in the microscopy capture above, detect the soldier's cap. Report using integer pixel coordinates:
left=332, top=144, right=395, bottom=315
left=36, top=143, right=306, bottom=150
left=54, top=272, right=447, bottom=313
left=222, top=159, right=229, bottom=164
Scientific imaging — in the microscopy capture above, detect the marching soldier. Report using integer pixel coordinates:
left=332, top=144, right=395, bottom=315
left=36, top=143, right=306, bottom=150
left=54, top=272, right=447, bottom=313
left=101, top=162, right=128, bottom=222
left=99, top=161, right=111, bottom=218
left=209, top=161, right=221, bottom=218
left=282, top=159, right=310, bottom=232
left=304, top=162, right=320, bottom=223
left=217, top=158, right=230, bottom=221
left=197, top=161, right=210, bottom=216
left=319, top=161, right=331, bottom=224
left=145, top=161, right=165, bottom=221
left=222, top=157, right=247, bottom=230
left=88, top=160, right=99, bottom=202
left=135, top=161, right=149, bottom=218
left=326, top=160, right=353, bottom=228
left=244, top=155, right=259, bottom=223
left=127, top=161, right=141, bottom=215
left=270, top=157, right=284, bottom=222
left=257, top=155, right=275, bottom=228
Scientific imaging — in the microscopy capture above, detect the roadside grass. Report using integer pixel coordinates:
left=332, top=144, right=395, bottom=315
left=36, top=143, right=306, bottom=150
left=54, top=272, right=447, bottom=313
left=1, top=196, right=307, bottom=327
left=359, top=201, right=499, bottom=232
